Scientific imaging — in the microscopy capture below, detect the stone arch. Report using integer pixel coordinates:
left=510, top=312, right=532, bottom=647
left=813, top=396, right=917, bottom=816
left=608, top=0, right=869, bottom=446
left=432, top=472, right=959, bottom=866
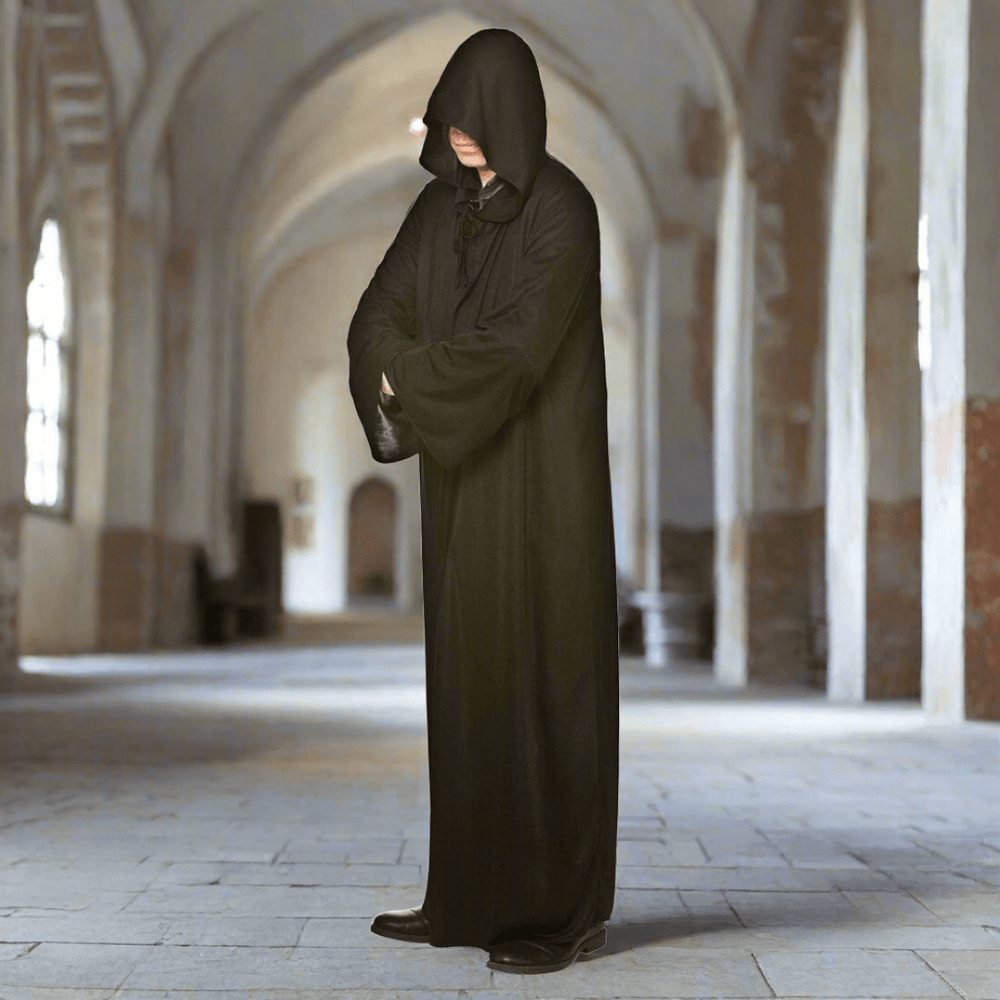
left=346, top=477, right=398, bottom=603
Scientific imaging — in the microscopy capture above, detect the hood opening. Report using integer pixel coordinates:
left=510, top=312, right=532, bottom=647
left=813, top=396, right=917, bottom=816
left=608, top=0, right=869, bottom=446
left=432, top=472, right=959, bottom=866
left=419, top=28, right=548, bottom=220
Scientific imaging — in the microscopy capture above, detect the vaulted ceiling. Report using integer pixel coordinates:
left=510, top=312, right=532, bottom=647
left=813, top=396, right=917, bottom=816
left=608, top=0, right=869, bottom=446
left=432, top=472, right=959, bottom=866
left=107, top=0, right=757, bottom=249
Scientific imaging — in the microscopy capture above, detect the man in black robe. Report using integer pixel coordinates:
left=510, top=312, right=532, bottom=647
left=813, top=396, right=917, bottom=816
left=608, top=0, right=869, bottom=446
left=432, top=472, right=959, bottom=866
left=347, top=27, right=619, bottom=976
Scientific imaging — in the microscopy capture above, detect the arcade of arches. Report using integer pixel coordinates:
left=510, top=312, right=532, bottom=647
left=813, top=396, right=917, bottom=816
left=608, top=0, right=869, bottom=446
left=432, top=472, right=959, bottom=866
left=0, top=0, right=996, bottom=722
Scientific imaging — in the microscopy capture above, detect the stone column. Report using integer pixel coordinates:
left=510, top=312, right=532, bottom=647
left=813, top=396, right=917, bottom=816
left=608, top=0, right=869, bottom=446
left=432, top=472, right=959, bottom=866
left=746, top=0, right=848, bottom=687
left=863, top=0, right=923, bottom=700
left=921, top=0, right=1000, bottom=722
left=98, top=208, right=163, bottom=650
left=0, top=0, right=24, bottom=680
left=636, top=238, right=669, bottom=666
left=919, top=0, right=967, bottom=720
left=152, top=245, right=198, bottom=648
left=961, top=0, right=1000, bottom=721
left=824, top=0, right=868, bottom=701
left=714, top=132, right=753, bottom=686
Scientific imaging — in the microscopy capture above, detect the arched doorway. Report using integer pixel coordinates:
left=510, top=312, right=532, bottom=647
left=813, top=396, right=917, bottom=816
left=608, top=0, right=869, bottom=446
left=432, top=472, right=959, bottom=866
left=346, top=477, right=397, bottom=604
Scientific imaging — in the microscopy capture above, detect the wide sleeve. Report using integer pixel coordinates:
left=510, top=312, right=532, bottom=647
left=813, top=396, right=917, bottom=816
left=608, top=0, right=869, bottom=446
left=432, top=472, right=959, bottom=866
left=383, top=184, right=598, bottom=470
left=347, top=188, right=427, bottom=463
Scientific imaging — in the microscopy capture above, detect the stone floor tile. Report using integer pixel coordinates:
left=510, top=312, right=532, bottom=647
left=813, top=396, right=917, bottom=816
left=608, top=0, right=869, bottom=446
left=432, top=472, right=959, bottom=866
left=762, top=833, right=871, bottom=869
left=0, top=942, right=153, bottom=989
left=724, top=889, right=860, bottom=927
left=754, top=949, right=961, bottom=998
left=121, top=944, right=492, bottom=992
left=157, top=916, right=306, bottom=947
left=222, top=863, right=421, bottom=887
left=124, top=883, right=402, bottom=918
left=841, top=890, right=945, bottom=925
left=617, top=864, right=892, bottom=892
left=919, top=949, right=1000, bottom=999
left=948, top=865, right=1000, bottom=887
left=0, top=942, right=35, bottom=959
left=914, top=839, right=1000, bottom=866
left=613, top=887, right=687, bottom=922
left=399, top=837, right=429, bottom=865
left=679, top=889, right=729, bottom=909
left=903, top=891, right=1000, bottom=925
left=0, top=991, right=120, bottom=1000
left=617, top=839, right=707, bottom=866
left=117, top=993, right=527, bottom=1000
left=0, top=884, right=94, bottom=911
left=0, top=914, right=172, bottom=945
left=617, top=921, right=1000, bottom=954
left=563, top=949, right=770, bottom=998
left=145, top=860, right=421, bottom=888
left=297, top=916, right=427, bottom=948
left=281, top=839, right=403, bottom=864
left=0, top=860, right=159, bottom=893
left=880, top=866, right=996, bottom=894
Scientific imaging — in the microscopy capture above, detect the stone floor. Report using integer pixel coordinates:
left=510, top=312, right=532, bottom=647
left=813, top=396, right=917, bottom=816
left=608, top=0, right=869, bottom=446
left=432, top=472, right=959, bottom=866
left=0, top=642, right=998, bottom=999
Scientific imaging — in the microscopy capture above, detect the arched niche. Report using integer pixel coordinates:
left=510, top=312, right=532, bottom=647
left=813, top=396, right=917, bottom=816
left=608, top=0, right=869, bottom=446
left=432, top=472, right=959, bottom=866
left=346, top=477, right=398, bottom=605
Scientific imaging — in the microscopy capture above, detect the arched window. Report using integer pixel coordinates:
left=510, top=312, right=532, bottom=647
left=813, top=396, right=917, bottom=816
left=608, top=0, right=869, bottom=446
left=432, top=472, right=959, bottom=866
left=24, top=218, right=72, bottom=513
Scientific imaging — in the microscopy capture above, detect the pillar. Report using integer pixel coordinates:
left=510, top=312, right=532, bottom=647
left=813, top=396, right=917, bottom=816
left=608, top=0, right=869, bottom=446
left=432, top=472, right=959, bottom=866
left=961, top=0, right=1000, bottom=721
left=824, top=0, right=868, bottom=701
left=0, top=0, right=23, bottom=680
left=863, top=0, right=923, bottom=700
left=921, top=0, right=1000, bottom=722
left=919, top=0, right=967, bottom=721
left=745, top=0, right=848, bottom=686
left=636, top=238, right=670, bottom=666
left=713, top=132, right=753, bottom=686
left=98, top=207, right=163, bottom=649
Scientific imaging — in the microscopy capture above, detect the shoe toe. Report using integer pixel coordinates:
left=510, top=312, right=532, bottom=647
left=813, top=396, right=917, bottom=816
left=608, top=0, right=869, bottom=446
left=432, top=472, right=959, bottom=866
left=370, top=907, right=430, bottom=942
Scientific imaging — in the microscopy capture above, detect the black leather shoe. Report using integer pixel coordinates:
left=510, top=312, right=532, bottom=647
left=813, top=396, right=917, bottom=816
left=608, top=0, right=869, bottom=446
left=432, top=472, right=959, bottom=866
left=486, top=922, right=607, bottom=974
left=370, top=906, right=431, bottom=944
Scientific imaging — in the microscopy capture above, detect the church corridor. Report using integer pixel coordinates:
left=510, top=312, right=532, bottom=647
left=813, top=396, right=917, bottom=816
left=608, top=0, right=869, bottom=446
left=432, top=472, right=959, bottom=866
left=3, top=0, right=1000, bottom=993
left=0, top=643, right=997, bottom=997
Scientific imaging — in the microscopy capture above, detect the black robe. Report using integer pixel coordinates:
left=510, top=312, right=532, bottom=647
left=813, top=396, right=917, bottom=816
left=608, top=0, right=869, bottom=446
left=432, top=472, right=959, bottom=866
left=347, top=28, right=618, bottom=950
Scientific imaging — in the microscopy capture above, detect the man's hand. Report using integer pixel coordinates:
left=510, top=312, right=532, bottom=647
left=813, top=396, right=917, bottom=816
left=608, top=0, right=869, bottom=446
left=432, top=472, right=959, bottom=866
left=381, top=372, right=395, bottom=397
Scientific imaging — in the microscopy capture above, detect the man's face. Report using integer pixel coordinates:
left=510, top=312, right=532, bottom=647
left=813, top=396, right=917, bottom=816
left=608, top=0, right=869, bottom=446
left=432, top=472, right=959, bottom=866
left=449, top=126, right=487, bottom=168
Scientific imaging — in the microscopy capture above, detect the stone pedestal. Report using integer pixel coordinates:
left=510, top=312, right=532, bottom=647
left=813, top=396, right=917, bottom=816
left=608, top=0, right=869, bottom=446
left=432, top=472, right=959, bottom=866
left=635, top=591, right=704, bottom=668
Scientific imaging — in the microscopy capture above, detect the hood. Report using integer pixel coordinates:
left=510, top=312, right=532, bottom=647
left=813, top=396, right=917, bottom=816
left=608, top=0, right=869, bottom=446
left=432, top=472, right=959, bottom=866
left=419, top=28, right=547, bottom=221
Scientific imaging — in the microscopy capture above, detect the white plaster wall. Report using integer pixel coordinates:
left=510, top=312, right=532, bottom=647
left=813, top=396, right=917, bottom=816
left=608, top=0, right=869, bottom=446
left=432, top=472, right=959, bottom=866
left=825, top=0, right=869, bottom=702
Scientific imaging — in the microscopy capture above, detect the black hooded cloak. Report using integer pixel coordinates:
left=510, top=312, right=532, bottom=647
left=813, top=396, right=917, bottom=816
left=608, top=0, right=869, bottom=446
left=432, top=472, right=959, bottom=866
left=347, top=28, right=619, bottom=950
